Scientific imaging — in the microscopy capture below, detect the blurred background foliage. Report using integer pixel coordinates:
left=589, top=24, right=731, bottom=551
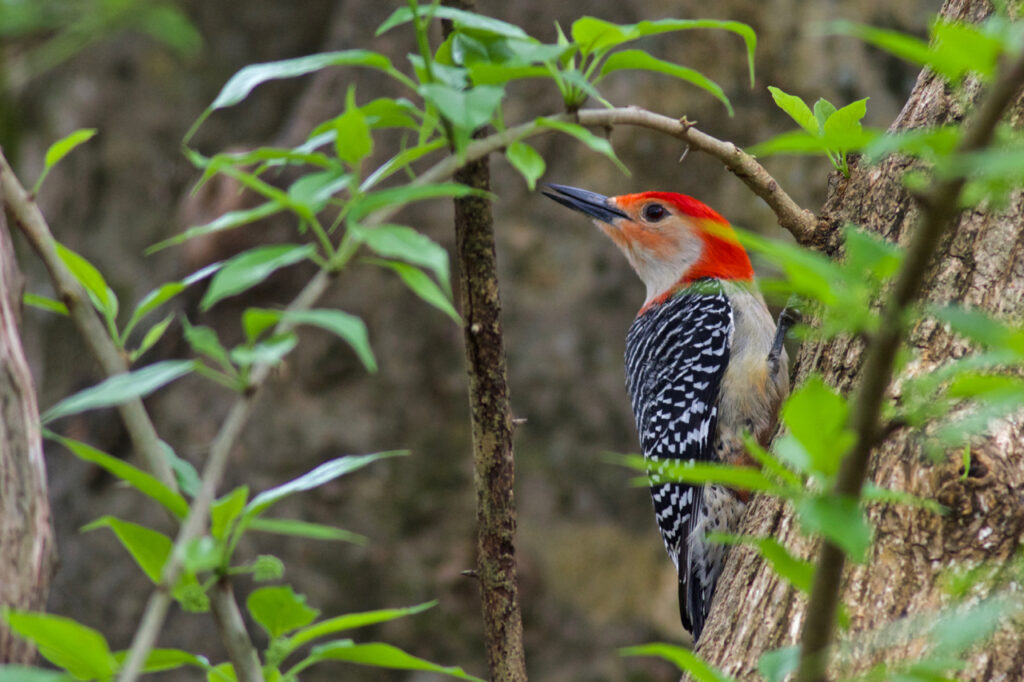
left=1, top=0, right=941, bottom=679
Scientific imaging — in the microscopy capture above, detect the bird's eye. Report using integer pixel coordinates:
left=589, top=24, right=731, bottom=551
left=643, top=203, right=667, bottom=222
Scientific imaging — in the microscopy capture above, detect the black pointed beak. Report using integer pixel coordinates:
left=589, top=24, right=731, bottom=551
left=543, top=184, right=629, bottom=224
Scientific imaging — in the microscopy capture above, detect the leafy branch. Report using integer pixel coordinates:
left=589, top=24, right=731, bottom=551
left=793, top=41, right=1024, bottom=682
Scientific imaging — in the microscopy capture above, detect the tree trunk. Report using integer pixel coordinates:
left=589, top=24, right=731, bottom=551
left=697, top=0, right=1024, bottom=678
left=0, top=196, right=56, bottom=663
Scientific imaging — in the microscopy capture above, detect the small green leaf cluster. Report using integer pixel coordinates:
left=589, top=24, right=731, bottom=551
left=753, top=88, right=870, bottom=177
left=752, top=9, right=1024, bottom=184
left=3, top=441, right=480, bottom=680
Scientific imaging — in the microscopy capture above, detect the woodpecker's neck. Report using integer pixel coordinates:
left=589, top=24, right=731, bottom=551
left=636, top=222, right=754, bottom=314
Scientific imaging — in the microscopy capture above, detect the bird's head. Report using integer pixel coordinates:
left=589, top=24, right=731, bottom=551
left=544, top=184, right=753, bottom=307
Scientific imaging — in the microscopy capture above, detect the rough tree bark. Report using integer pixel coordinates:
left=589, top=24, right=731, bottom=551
left=697, top=0, right=1024, bottom=678
left=0, top=195, right=55, bottom=663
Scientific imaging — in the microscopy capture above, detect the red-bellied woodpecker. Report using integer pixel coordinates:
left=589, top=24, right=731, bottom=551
left=544, top=184, right=793, bottom=641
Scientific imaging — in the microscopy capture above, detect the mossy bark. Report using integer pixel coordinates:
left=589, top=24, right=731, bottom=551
left=697, top=0, right=1024, bottom=678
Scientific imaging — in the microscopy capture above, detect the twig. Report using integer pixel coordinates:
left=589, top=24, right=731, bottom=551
left=793, top=50, right=1024, bottom=682
left=210, top=581, right=264, bottom=682
left=412, top=108, right=819, bottom=246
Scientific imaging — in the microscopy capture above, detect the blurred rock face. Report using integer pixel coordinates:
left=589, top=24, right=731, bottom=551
left=11, top=0, right=938, bottom=679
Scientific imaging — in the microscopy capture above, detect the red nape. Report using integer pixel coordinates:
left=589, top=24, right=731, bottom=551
left=682, top=224, right=754, bottom=284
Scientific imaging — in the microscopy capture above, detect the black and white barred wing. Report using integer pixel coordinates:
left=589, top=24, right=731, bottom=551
left=624, top=289, right=733, bottom=569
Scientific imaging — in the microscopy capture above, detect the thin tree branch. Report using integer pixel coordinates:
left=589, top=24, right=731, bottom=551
left=413, top=108, right=819, bottom=245
left=794, top=51, right=1024, bottom=682
left=0, top=149, right=178, bottom=489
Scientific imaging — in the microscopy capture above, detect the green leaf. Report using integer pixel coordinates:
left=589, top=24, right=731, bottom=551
left=211, top=486, right=249, bottom=540
left=334, top=87, right=373, bottom=166
left=163, top=442, right=201, bottom=498
left=287, top=169, right=351, bottom=212
left=795, top=495, right=871, bottom=562
left=758, top=646, right=800, bottom=682
left=111, top=648, right=211, bottom=675
left=35, top=128, right=97, bottom=193
left=768, top=86, right=818, bottom=135
left=189, top=51, right=396, bottom=140
left=247, top=586, right=320, bottom=639
left=813, top=99, right=837, bottom=133
left=536, top=118, right=629, bottom=174
left=54, top=241, right=118, bottom=322
left=930, top=20, right=1003, bottom=81
left=282, top=309, right=377, bottom=373
left=0, top=665, right=72, bottom=681
left=283, top=602, right=436, bottom=656
left=229, top=332, right=298, bottom=368
left=181, top=536, right=222, bottom=573
left=828, top=21, right=933, bottom=73
left=777, top=375, right=855, bottom=481
left=359, top=140, right=447, bottom=192
left=822, top=97, right=869, bottom=149
left=843, top=225, right=903, bottom=282
left=348, top=182, right=483, bottom=222
left=247, top=518, right=367, bottom=545
left=376, top=5, right=527, bottom=39
left=147, top=202, right=282, bottom=254
left=420, top=83, right=504, bottom=151
left=358, top=97, right=422, bottom=129
left=930, top=305, right=1024, bottom=355
left=51, top=433, right=189, bottom=519
left=82, top=516, right=171, bottom=583
left=200, top=244, right=315, bottom=311
left=350, top=223, right=451, bottom=295
left=505, top=141, right=546, bottom=190
left=710, top=535, right=813, bottom=592
left=863, top=125, right=961, bottom=164
left=132, top=312, right=175, bottom=362
left=23, top=293, right=69, bottom=316
left=245, top=451, right=407, bottom=518
left=571, top=17, right=757, bottom=85
left=242, top=308, right=282, bottom=343
left=2, top=612, right=116, bottom=681
left=929, top=598, right=1010, bottom=653
left=42, top=360, right=196, bottom=424
left=183, top=320, right=235, bottom=374
left=620, top=643, right=735, bottom=682
left=748, top=130, right=831, bottom=157
left=367, top=259, right=461, bottom=323
left=611, top=453, right=783, bottom=494
left=862, top=483, right=946, bottom=514
left=304, top=640, right=485, bottom=681
left=600, top=51, right=732, bottom=115
left=602, top=51, right=733, bottom=114
left=206, top=662, right=237, bottom=682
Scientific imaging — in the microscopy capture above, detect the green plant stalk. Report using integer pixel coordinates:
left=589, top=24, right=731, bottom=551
left=793, top=49, right=1024, bottom=682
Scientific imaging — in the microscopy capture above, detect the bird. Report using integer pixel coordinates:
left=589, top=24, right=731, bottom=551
left=544, top=183, right=793, bottom=641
